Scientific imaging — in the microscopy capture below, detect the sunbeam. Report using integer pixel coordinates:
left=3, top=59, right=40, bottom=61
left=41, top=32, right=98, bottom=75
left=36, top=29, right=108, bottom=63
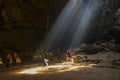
left=42, top=0, right=102, bottom=50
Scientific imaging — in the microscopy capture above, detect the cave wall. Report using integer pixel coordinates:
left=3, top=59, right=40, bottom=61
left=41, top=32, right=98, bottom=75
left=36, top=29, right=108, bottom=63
left=0, top=0, right=68, bottom=53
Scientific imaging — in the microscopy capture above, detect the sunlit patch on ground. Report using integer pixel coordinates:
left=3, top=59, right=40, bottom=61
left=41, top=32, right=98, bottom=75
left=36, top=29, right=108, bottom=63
left=18, top=67, right=42, bottom=74
left=17, top=63, right=96, bottom=75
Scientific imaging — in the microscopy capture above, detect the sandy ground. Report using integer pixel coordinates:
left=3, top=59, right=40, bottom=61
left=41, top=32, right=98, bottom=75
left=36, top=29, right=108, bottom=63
left=0, top=63, right=120, bottom=80
left=0, top=52, right=120, bottom=80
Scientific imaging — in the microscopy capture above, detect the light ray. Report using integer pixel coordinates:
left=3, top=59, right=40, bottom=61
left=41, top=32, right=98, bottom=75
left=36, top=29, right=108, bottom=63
left=42, top=0, right=102, bottom=50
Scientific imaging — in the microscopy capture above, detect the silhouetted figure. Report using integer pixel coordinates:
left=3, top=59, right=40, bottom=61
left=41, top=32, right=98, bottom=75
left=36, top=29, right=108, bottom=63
left=12, top=52, right=17, bottom=66
left=6, top=53, right=11, bottom=67
left=67, top=50, right=71, bottom=58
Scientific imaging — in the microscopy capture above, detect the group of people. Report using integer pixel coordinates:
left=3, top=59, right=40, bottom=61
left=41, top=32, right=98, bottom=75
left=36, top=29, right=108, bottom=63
left=6, top=52, right=18, bottom=67
left=43, top=49, right=75, bottom=69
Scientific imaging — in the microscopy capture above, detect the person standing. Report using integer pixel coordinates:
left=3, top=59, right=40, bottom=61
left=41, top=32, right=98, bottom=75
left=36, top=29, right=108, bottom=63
left=12, top=52, right=17, bottom=66
left=6, top=52, right=11, bottom=67
left=44, top=58, right=49, bottom=69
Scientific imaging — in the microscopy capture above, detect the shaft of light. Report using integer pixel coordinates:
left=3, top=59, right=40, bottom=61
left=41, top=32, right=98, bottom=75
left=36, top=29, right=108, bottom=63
left=42, top=0, right=102, bottom=50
